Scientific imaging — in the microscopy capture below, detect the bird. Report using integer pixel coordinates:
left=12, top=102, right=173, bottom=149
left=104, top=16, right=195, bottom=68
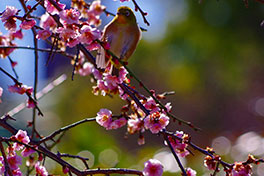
left=96, top=6, right=141, bottom=76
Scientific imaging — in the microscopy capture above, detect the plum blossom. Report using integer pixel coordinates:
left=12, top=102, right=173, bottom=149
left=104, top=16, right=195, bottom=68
left=21, top=147, right=36, bottom=157
left=186, top=168, right=197, bottom=176
left=7, top=154, right=22, bottom=170
left=0, top=34, right=16, bottom=58
left=40, top=13, right=57, bottom=30
left=10, top=30, right=23, bottom=39
left=143, top=159, right=163, bottom=176
left=19, top=19, right=36, bottom=30
left=80, top=25, right=101, bottom=45
left=204, top=155, right=218, bottom=171
left=59, top=8, right=80, bottom=24
left=56, top=27, right=80, bottom=47
left=0, top=87, right=3, bottom=103
left=144, top=112, right=169, bottom=134
left=232, top=162, right=252, bottom=176
left=27, top=98, right=36, bottom=108
left=1, top=6, right=18, bottom=31
left=96, top=108, right=113, bottom=128
left=78, top=62, right=94, bottom=76
left=13, top=130, right=30, bottom=150
left=89, top=0, right=106, bottom=16
left=8, top=84, right=33, bottom=95
left=127, top=115, right=144, bottom=134
left=108, top=117, right=127, bottom=129
left=36, top=29, right=52, bottom=40
left=44, top=0, right=66, bottom=15
left=166, top=131, right=190, bottom=157
left=144, top=97, right=160, bottom=113
left=35, top=162, right=48, bottom=176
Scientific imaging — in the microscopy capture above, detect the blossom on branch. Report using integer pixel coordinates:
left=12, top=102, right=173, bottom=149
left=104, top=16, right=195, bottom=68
left=35, top=162, right=48, bottom=176
left=36, top=29, right=52, bottom=40
left=96, top=108, right=113, bottom=128
left=166, top=131, right=190, bottom=157
left=232, top=162, right=252, bottom=176
left=0, top=6, right=18, bottom=31
left=13, top=130, right=30, bottom=151
left=40, top=13, right=57, bottom=30
left=59, top=8, right=80, bottom=25
left=8, top=84, right=33, bottom=95
left=143, top=159, right=163, bottom=176
left=44, top=0, right=66, bottom=15
left=19, top=19, right=36, bottom=30
left=186, top=167, right=197, bottom=176
left=144, top=112, right=169, bottom=134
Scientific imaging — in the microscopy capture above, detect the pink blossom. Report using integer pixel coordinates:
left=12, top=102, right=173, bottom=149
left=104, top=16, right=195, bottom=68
left=35, top=162, right=48, bottom=176
left=88, top=0, right=106, bottom=16
left=56, top=27, right=80, bottom=47
left=186, top=168, right=197, bottom=176
left=80, top=25, right=101, bottom=45
left=10, top=30, right=23, bottom=39
left=204, top=155, right=217, bottom=171
left=86, top=13, right=101, bottom=26
left=85, top=42, right=100, bottom=51
left=78, top=62, right=94, bottom=76
left=104, top=74, right=119, bottom=91
left=127, top=117, right=144, bottom=134
left=44, top=0, right=66, bottom=15
left=40, top=13, right=57, bottom=30
left=144, top=97, right=159, bottom=113
left=15, top=130, right=30, bottom=144
left=144, top=112, right=169, bottom=134
left=7, top=154, right=22, bottom=170
left=92, top=68, right=103, bottom=80
left=97, top=80, right=108, bottom=96
left=0, top=87, right=3, bottom=103
left=232, top=162, right=252, bottom=176
left=27, top=98, right=36, bottom=108
left=166, top=131, right=190, bottom=157
left=118, top=86, right=128, bottom=100
left=108, top=117, right=127, bottom=130
left=59, top=8, right=80, bottom=24
left=143, top=159, right=163, bottom=176
left=12, top=168, right=22, bottom=176
left=36, top=29, right=52, bottom=40
left=0, top=35, right=16, bottom=58
left=164, top=102, right=172, bottom=112
left=21, top=147, right=36, bottom=157
left=19, top=19, right=36, bottom=30
left=96, top=108, right=113, bottom=128
left=0, top=156, right=5, bottom=174
left=1, top=6, right=18, bottom=31
left=8, top=84, right=33, bottom=95
left=118, top=67, right=128, bottom=83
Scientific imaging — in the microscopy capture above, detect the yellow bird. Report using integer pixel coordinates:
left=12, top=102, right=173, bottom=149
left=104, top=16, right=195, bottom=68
left=96, top=6, right=141, bottom=75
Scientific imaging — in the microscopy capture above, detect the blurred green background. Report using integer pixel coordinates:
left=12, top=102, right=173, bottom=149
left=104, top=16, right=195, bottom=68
left=1, top=0, right=264, bottom=175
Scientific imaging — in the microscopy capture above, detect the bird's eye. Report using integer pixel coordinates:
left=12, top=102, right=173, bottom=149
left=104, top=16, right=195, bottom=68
left=125, top=11, right=130, bottom=17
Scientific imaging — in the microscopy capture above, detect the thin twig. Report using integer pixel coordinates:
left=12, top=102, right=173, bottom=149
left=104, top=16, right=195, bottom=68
left=58, top=152, right=90, bottom=169
left=162, top=130, right=187, bottom=176
left=7, top=56, right=19, bottom=80
left=39, top=117, right=96, bottom=144
left=0, top=74, right=67, bottom=119
left=131, top=0, right=150, bottom=26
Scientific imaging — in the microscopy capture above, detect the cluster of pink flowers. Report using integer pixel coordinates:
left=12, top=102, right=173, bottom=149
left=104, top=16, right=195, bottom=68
left=96, top=108, right=127, bottom=130
left=1, top=6, right=35, bottom=32
left=92, top=67, right=129, bottom=96
left=143, top=159, right=163, bottom=176
left=231, top=162, right=252, bottom=176
left=166, top=131, right=190, bottom=157
left=8, top=84, right=36, bottom=108
left=0, top=130, right=47, bottom=176
left=0, top=33, right=16, bottom=58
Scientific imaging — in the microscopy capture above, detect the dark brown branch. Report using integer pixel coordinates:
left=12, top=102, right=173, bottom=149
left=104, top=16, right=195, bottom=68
left=162, top=130, right=187, bottom=176
left=39, top=117, right=96, bottom=144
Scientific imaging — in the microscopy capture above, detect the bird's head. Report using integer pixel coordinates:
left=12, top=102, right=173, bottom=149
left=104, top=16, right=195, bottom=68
left=116, top=6, right=137, bottom=24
